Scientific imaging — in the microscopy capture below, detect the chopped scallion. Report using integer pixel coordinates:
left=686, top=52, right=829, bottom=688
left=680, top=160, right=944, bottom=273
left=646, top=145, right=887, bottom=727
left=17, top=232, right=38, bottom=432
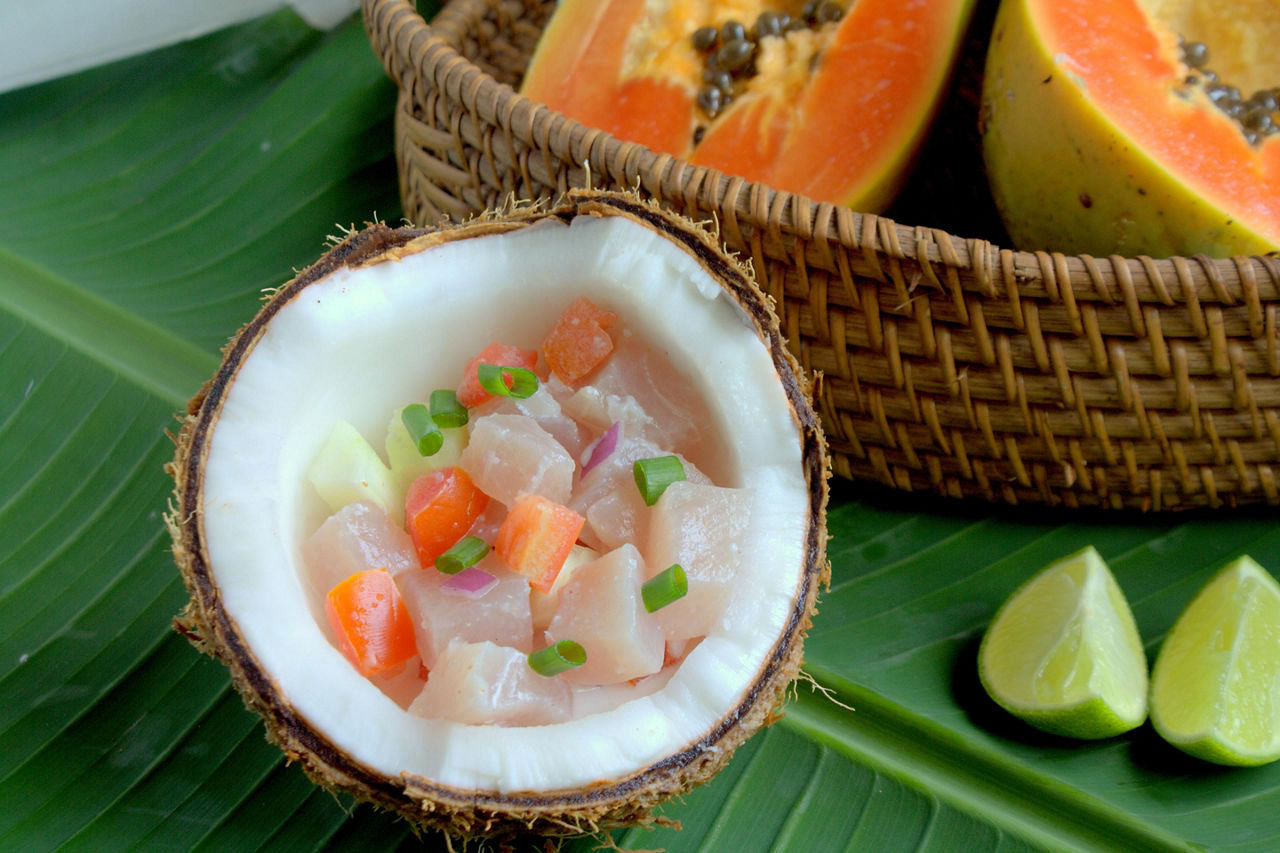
left=633, top=455, right=686, bottom=506
left=401, top=403, right=443, bottom=456
left=642, top=564, right=688, bottom=612
left=429, top=389, right=468, bottom=428
left=434, top=536, right=490, bottom=575
left=527, top=639, right=586, bottom=677
left=477, top=363, right=538, bottom=399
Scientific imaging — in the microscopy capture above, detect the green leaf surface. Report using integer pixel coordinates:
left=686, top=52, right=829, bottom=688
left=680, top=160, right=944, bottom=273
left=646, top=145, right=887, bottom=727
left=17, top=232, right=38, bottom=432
left=2, top=7, right=1278, bottom=852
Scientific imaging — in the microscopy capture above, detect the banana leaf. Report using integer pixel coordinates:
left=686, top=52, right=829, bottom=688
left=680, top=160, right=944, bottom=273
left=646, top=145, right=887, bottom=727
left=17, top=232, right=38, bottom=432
left=2, top=7, right=1278, bottom=852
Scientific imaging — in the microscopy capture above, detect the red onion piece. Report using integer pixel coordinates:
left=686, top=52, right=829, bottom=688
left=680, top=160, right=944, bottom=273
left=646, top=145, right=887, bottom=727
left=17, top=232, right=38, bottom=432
left=582, top=421, right=621, bottom=476
left=440, top=567, right=498, bottom=599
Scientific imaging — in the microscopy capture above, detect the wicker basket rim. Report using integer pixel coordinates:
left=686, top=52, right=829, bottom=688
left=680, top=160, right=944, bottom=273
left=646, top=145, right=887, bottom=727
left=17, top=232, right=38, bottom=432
left=362, top=0, right=1280, bottom=311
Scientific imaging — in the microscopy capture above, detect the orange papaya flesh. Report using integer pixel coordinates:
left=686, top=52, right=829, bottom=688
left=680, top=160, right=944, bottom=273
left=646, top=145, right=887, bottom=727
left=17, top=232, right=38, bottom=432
left=982, top=0, right=1280, bottom=257
left=700, top=0, right=977, bottom=211
left=517, top=0, right=627, bottom=115
left=520, top=0, right=695, bottom=158
left=520, top=0, right=977, bottom=212
left=613, top=76, right=696, bottom=158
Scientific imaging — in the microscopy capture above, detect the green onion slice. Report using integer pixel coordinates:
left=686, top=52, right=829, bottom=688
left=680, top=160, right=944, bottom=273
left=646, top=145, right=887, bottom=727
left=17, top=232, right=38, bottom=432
left=642, top=564, right=688, bottom=613
left=434, top=536, right=490, bottom=575
left=429, top=389, right=468, bottom=429
left=401, top=403, right=443, bottom=457
left=633, top=455, right=686, bottom=506
left=477, top=363, right=538, bottom=399
left=527, top=640, right=587, bottom=677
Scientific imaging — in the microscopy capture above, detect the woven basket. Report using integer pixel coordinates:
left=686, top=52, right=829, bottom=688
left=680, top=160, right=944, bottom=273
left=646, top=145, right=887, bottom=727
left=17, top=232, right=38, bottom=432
left=362, top=0, right=1280, bottom=511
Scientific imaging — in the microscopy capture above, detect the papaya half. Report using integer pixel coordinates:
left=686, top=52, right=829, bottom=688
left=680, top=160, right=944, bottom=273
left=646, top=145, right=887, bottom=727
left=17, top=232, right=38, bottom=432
left=982, top=0, right=1280, bottom=258
left=520, top=0, right=977, bottom=212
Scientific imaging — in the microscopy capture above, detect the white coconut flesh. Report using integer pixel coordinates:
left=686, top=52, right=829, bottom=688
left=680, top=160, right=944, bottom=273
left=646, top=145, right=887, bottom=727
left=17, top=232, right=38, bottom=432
left=197, top=212, right=811, bottom=795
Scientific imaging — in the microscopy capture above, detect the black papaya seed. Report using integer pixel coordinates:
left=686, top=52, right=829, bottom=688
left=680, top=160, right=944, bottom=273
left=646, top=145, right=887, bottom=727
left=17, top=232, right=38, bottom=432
left=692, top=26, right=719, bottom=53
left=716, top=39, right=755, bottom=72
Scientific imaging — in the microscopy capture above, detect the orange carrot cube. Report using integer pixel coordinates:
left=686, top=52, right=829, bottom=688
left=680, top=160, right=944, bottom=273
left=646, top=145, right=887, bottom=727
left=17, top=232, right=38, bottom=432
left=405, top=466, right=490, bottom=567
left=495, top=494, right=585, bottom=593
left=324, top=569, right=417, bottom=677
left=541, top=296, right=618, bottom=384
left=457, top=341, right=539, bottom=407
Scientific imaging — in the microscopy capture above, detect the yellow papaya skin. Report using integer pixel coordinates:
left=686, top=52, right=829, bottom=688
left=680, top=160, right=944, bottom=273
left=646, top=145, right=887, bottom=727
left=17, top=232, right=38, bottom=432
left=982, top=0, right=1280, bottom=259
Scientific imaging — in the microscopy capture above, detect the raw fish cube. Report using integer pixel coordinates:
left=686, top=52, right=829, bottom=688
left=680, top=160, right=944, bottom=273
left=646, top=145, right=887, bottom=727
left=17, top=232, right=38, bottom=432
left=576, top=335, right=712, bottom=455
left=460, top=414, right=575, bottom=508
left=569, top=662, right=679, bottom=718
left=530, top=543, right=599, bottom=632
left=583, top=487, right=649, bottom=553
left=397, top=555, right=533, bottom=668
left=303, top=501, right=418, bottom=596
left=370, top=657, right=427, bottom=710
left=471, top=380, right=586, bottom=458
left=408, top=641, right=571, bottom=726
left=546, top=543, right=664, bottom=685
left=562, top=384, right=653, bottom=443
left=645, top=482, right=752, bottom=643
left=463, top=499, right=508, bottom=545
left=569, top=429, right=707, bottom=552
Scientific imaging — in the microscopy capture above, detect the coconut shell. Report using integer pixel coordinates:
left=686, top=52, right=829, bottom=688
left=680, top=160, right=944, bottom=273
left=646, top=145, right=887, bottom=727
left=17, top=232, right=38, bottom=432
left=166, top=189, right=830, bottom=838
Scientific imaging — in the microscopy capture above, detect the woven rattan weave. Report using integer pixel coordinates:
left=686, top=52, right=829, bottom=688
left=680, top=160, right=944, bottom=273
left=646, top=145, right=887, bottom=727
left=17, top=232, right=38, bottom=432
left=363, top=0, right=1280, bottom=510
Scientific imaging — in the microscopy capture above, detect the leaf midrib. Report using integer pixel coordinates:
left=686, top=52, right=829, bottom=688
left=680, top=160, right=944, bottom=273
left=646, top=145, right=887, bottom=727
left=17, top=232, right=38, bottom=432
left=0, top=247, right=218, bottom=408
left=784, top=673, right=1195, bottom=853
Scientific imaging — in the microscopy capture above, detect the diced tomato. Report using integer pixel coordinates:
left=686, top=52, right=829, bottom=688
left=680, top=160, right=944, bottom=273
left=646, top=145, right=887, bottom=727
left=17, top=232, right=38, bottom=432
left=324, top=569, right=417, bottom=677
left=541, top=296, right=618, bottom=384
left=457, top=341, right=539, bottom=407
left=405, top=466, right=490, bottom=567
left=495, top=494, right=585, bottom=593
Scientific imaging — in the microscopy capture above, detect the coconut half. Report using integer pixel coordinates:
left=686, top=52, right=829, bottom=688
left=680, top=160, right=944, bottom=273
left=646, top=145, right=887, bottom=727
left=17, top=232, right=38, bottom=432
left=167, top=190, right=829, bottom=838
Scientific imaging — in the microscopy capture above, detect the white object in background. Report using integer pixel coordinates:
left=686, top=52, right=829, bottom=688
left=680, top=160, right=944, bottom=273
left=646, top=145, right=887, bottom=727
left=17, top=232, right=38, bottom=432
left=0, top=0, right=360, bottom=95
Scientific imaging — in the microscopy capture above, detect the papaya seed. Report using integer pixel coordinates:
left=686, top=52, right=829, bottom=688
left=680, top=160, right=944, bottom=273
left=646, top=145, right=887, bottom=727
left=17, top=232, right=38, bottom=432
left=692, top=4, right=849, bottom=120
left=1244, top=110, right=1274, bottom=134
left=696, top=85, right=725, bottom=118
left=692, top=26, right=719, bottom=53
left=717, top=38, right=755, bottom=72
left=815, top=2, right=844, bottom=24
left=703, top=67, right=733, bottom=91
left=755, top=11, right=787, bottom=39
left=721, top=20, right=747, bottom=44
left=1178, top=39, right=1279, bottom=146
left=1250, top=90, right=1278, bottom=114
left=1182, top=40, right=1208, bottom=69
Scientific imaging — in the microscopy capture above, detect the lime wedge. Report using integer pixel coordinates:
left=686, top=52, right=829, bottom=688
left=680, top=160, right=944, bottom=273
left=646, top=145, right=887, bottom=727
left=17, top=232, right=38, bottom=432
left=979, top=546, right=1148, bottom=739
left=1150, top=555, right=1280, bottom=766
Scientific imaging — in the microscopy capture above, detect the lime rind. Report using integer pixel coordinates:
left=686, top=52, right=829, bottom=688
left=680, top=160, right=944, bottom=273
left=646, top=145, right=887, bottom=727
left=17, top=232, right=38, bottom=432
left=979, top=546, right=1148, bottom=740
left=1150, top=555, right=1280, bottom=767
